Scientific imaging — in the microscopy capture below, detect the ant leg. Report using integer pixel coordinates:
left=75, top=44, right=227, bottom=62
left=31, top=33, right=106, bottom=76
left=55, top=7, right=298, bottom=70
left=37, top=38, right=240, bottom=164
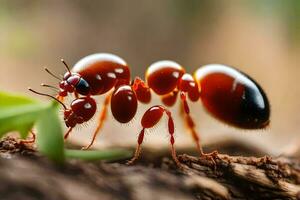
left=127, top=105, right=182, bottom=167
left=126, top=128, right=145, bottom=165
left=164, top=109, right=182, bottom=167
left=180, top=92, right=202, bottom=154
left=179, top=92, right=218, bottom=158
left=64, top=127, right=73, bottom=140
left=82, top=94, right=111, bottom=150
left=20, top=130, right=36, bottom=144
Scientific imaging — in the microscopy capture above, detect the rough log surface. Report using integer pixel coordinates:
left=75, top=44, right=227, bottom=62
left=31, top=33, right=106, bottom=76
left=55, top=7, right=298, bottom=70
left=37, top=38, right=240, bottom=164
left=0, top=137, right=299, bottom=200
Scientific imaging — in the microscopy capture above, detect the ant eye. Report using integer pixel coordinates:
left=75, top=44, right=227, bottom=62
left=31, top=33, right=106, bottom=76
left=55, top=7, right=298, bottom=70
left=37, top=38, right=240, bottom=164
left=76, top=78, right=90, bottom=95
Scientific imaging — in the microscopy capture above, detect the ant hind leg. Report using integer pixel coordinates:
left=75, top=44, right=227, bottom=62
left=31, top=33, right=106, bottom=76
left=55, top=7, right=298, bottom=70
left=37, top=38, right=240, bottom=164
left=179, top=92, right=218, bottom=166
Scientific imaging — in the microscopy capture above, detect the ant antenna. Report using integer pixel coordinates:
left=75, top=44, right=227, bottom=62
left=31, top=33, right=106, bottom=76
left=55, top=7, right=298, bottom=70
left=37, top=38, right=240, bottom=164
left=44, top=67, right=62, bottom=81
left=28, top=87, right=67, bottom=110
left=61, top=59, right=71, bottom=74
left=41, top=83, right=59, bottom=92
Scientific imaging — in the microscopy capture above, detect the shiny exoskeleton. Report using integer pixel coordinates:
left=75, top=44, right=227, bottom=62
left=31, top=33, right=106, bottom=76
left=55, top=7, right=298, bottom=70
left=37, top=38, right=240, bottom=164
left=32, top=53, right=270, bottom=167
left=194, top=64, right=270, bottom=129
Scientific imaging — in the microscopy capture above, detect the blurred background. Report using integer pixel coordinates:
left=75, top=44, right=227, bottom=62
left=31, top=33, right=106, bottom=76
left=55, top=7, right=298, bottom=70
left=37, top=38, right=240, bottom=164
left=0, top=0, right=299, bottom=155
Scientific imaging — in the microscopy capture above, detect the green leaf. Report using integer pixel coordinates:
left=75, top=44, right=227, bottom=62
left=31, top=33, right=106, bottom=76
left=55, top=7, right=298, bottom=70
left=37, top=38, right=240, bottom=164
left=65, top=149, right=132, bottom=161
left=0, top=91, right=130, bottom=163
left=0, top=92, right=47, bottom=138
left=0, top=91, right=39, bottom=107
left=36, top=102, right=65, bottom=163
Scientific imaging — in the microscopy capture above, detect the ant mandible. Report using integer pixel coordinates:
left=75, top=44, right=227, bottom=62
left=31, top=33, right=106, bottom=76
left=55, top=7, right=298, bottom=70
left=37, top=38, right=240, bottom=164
left=30, top=53, right=270, bottom=167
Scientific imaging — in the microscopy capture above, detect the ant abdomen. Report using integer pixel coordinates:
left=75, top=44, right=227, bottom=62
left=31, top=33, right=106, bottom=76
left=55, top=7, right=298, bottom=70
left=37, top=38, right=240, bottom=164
left=194, top=64, right=270, bottom=129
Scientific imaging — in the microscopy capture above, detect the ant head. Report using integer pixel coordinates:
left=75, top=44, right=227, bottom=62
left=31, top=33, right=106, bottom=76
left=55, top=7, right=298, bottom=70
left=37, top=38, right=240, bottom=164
left=59, top=73, right=91, bottom=96
left=64, top=96, right=97, bottom=128
left=57, top=59, right=91, bottom=97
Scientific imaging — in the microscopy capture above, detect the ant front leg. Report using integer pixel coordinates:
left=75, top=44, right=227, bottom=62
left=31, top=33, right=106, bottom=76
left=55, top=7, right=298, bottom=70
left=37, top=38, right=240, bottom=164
left=82, top=94, right=111, bottom=150
left=179, top=92, right=218, bottom=158
left=127, top=105, right=182, bottom=167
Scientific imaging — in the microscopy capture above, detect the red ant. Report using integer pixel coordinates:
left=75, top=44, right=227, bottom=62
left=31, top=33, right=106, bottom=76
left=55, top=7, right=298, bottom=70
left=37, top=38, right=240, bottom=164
left=30, top=53, right=270, bottom=167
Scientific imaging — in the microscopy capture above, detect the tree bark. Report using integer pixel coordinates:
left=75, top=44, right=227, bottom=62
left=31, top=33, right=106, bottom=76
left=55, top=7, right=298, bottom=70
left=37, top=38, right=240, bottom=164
left=179, top=154, right=300, bottom=200
left=0, top=137, right=299, bottom=200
